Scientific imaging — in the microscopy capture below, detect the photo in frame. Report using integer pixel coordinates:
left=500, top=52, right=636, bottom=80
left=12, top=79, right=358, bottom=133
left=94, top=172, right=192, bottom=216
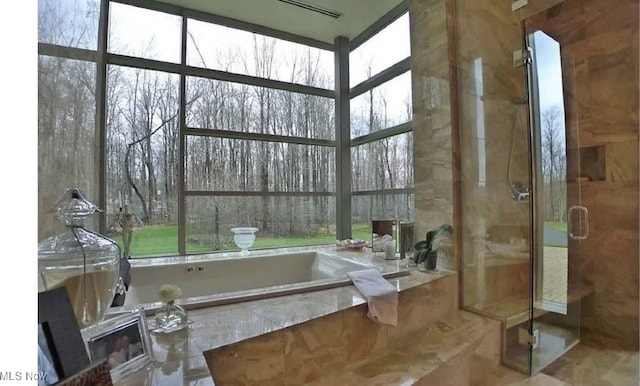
left=38, top=287, right=91, bottom=383
left=81, top=309, right=153, bottom=382
left=371, top=220, right=396, bottom=252
left=399, top=222, right=415, bottom=259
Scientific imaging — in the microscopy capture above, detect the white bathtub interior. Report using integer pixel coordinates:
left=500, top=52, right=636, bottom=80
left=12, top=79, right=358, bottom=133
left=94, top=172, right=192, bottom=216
left=119, top=250, right=406, bottom=312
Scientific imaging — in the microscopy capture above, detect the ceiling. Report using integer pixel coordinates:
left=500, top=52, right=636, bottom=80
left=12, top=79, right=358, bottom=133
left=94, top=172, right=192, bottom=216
left=155, top=0, right=405, bottom=45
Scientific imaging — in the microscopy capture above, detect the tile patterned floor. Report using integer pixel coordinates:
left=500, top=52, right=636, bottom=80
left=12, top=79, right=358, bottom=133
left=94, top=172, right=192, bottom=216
left=542, top=338, right=640, bottom=386
left=542, top=246, right=567, bottom=304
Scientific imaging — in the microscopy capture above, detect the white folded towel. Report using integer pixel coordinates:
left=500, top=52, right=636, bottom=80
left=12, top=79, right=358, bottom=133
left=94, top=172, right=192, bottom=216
left=347, top=269, right=398, bottom=326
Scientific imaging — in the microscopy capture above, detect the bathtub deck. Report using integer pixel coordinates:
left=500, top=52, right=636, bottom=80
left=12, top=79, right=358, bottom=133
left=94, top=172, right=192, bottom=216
left=112, top=246, right=453, bottom=385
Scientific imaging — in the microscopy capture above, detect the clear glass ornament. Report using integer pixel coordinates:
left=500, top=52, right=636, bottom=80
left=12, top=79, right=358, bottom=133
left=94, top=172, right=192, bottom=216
left=154, top=301, right=188, bottom=333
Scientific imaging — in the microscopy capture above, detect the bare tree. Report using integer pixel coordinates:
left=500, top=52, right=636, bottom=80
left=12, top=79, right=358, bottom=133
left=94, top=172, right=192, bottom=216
left=541, top=105, right=566, bottom=222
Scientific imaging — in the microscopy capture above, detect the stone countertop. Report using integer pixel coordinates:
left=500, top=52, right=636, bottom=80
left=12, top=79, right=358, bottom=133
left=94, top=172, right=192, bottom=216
left=114, top=245, right=454, bottom=386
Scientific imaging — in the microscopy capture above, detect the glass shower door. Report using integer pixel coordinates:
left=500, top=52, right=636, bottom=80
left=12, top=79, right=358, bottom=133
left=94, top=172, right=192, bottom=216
left=524, top=14, right=585, bottom=375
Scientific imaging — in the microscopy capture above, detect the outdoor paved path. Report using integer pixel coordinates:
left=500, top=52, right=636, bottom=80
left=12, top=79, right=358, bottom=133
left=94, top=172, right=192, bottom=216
left=543, top=246, right=568, bottom=304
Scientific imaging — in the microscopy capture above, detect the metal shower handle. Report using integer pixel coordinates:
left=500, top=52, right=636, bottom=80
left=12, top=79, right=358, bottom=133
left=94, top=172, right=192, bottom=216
left=568, top=205, right=589, bottom=240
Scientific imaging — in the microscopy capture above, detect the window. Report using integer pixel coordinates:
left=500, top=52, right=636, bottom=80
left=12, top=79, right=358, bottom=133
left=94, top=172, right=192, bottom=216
left=38, top=2, right=413, bottom=256
left=106, top=66, right=180, bottom=256
left=351, top=194, right=414, bottom=238
left=350, top=71, right=412, bottom=138
left=186, top=196, right=336, bottom=253
left=186, top=77, right=335, bottom=140
left=349, top=11, right=414, bottom=235
left=38, top=0, right=99, bottom=49
left=350, top=13, right=411, bottom=87
left=187, top=19, right=334, bottom=88
left=185, top=136, right=335, bottom=192
left=351, top=132, right=413, bottom=191
left=108, top=2, right=182, bottom=63
left=38, top=56, right=98, bottom=239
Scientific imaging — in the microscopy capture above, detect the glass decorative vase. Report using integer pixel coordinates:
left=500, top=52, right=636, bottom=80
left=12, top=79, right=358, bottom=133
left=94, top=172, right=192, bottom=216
left=154, top=301, right=188, bottom=333
left=230, top=227, right=258, bottom=256
left=38, top=188, right=120, bottom=328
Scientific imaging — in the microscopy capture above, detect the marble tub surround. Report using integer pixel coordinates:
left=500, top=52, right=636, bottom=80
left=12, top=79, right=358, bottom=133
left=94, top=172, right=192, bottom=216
left=206, top=309, right=501, bottom=386
left=194, top=268, right=454, bottom=355
left=203, top=273, right=503, bottom=385
left=114, top=249, right=449, bottom=385
left=305, top=311, right=502, bottom=386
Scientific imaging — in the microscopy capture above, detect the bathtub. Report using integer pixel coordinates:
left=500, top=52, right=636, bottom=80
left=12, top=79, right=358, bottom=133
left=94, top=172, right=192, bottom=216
left=113, top=249, right=409, bottom=313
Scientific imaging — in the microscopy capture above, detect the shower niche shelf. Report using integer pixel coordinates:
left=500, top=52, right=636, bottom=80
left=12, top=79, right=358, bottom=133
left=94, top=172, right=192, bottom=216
left=567, top=145, right=606, bottom=183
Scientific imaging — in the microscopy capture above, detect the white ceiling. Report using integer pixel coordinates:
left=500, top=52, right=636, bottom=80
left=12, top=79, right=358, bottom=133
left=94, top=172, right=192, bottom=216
left=155, top=0, right=405, bottom=44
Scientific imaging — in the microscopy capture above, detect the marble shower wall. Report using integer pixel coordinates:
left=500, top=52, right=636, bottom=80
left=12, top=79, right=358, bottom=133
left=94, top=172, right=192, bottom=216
left=455, top=0, right=531, bottom=308
left=526, top=0, right=639, bottom=349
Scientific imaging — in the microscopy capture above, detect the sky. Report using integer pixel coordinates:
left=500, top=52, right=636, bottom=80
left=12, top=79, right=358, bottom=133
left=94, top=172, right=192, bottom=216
left=532, top=30, right=567, bottom=142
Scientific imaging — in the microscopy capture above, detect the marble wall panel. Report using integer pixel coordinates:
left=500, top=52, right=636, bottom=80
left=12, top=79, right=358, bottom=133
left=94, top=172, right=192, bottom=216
left=409, top=0, right=457, bottom=265
left=342, top=304, right=388, bottom=363
left=606, top=141, right=639, bottom=182
left=206, top=331, right=286, bottom=386
left=464, top=261, right=530, bottom=307
left=414, top=349, right=472, bottom=386
left=282, top=311, right=346, bottom=385
left=387, top=273, right=459, bottom=342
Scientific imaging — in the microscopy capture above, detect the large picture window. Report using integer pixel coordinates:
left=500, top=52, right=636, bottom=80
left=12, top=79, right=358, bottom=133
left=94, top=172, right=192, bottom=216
left=38, top=1, right=413, bottom=257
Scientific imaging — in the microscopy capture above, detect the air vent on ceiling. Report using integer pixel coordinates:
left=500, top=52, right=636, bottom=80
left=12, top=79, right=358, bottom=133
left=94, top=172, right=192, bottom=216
left=276, top=0, right=342, bottom=18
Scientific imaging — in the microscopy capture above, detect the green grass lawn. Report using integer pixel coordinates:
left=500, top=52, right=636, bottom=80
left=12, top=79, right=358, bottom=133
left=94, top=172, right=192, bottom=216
left=545, top=221, right=567, bottom=233
left=113, top=222, right=569, bottom=258
left=112, top=223, right=376, bottom=258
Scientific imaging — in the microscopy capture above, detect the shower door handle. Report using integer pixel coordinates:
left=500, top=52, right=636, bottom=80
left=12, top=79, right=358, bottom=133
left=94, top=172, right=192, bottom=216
left=568, top=205, right=589, bottom=240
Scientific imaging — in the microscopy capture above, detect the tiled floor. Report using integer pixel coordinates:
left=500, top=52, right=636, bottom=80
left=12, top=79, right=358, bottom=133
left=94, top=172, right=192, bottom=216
left=542, top=246, right=567, bottom=304
left=542, top=337, right=640, bottom=386
left=486, top=334, right=639, bottom=385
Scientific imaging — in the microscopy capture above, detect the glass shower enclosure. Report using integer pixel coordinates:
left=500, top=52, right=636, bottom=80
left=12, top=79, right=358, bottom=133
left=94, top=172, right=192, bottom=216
left=457, top=0, right=591, bottom=375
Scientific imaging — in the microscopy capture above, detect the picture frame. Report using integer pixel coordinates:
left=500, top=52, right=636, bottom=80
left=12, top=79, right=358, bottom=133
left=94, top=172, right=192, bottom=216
left=399, top=222, right=415, bottom=259
left=371, top=220, right=397, bottom=252
left=81, top=309, right=154, bottom=382
left=38, top=287, right=91, bottom=383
